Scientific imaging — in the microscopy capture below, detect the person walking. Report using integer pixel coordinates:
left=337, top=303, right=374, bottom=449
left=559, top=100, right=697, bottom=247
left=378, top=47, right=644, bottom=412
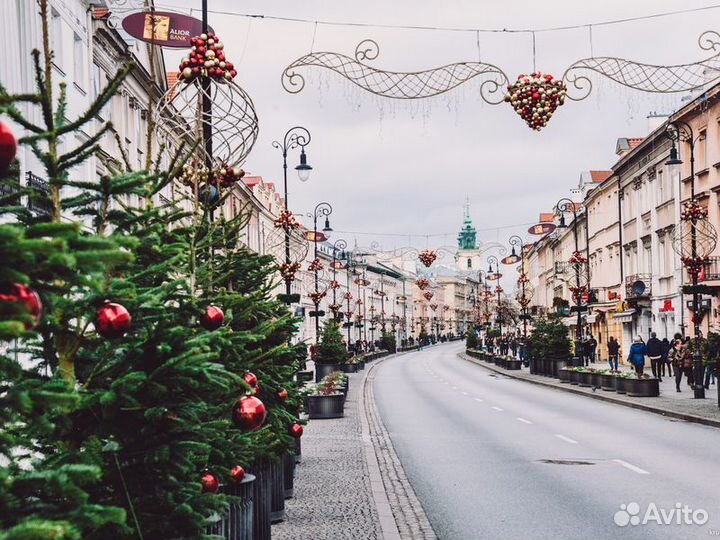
left=661, top=337, right=671, bottom=378
left=671, top=333, right=689, bottom=392
left=646, top=332, right=663, bottom=382
left=607, top=336, right=620, bottom=371
left=588, top=334, right=598, bottom=365
left=628, top=336, right=646, bottom=376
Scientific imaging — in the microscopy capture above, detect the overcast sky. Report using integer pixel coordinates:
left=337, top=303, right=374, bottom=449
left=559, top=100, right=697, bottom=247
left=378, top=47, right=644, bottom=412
left=160, top=0, right=715, bottom=256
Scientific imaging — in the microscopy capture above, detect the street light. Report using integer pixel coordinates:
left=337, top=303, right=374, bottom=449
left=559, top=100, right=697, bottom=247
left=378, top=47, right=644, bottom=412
left=487, top=256, right=502, bottom=337
left=308, top=202, right=333, bottom=344
left=665, top=120, right=706, bottom=399
left=556, top=197, right=585, bottom=367
left=509, top=235, right=529, bottom=340
left=272, top=126, right=312, bottom=300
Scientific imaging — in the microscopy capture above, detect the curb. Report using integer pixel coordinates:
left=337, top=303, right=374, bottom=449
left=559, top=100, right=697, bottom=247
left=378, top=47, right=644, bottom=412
left=459, top=352, right=720, bottom=429
left=359, top=352, right=438, bottom=540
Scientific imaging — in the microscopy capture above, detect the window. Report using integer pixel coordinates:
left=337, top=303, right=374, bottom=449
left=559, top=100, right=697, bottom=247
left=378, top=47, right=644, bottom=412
left=73, top=33, right=85, bottom=89
left=467, top=258, right=472, bottom=269
left=699, top=130, right=707, bottom=169
left=51, top=8, right=63, bottom=68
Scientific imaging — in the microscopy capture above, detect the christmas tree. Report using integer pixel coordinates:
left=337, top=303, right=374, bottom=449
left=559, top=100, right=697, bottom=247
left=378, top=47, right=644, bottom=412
left=315, top=319, right=348, bottom=365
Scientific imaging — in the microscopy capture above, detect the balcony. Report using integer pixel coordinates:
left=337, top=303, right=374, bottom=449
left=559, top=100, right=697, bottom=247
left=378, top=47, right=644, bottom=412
left=700, top=257, right=720, bottom=281
left=554, top=261, right=569, bottom=275
left=26, top=172, right=52, bottom=217
left=625, top=274, right=652, bottom=299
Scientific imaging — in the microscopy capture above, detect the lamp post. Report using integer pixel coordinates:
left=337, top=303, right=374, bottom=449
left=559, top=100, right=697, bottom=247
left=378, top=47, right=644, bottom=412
left=343, top=249, right=355, bottom=349
left=330, top=238, right=347, bottom=319
left=556, top=197, right=584, bottom=367
left=272, top=127, right=312, bottom=299
left=308, top=202, right=332, bottom=344
left=509, top=235, right=529, bottom=340
left=487, top=256, right=502, bottom=337
left=665, top=121, right=706, bottom=399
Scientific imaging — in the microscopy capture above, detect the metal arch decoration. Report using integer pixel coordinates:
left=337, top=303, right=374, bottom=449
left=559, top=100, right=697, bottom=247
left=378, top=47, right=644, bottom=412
left=282, top=39, right=509, bottom=104
left=282, top=32, right=720, bottom=130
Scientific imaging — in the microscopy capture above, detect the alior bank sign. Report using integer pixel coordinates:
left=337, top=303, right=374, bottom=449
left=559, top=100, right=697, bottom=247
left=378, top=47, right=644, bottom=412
left=121, top=11, right=214, bottom=48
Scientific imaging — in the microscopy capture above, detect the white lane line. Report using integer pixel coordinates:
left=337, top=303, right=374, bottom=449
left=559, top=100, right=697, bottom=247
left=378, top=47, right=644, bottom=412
left=491, top=406, right=504, bottom=412
left=474, top=398, right=484, bottom=402
left=461, top=391, right=469, bottom=396
left=555, top=434, right=578, bottom=444
left=613, top=459, right=649, bottom=475
left=516, top=417, right=533, bottom=425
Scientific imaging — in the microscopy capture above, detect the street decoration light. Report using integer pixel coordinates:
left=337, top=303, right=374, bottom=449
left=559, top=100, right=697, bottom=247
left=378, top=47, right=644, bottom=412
left=487, top=256, right=503, bottom=336
left=507, top=235, right=532, bottom=340
left=666, top=121, right=719, bottom=399
left=307, top=202, right=333, bottom=343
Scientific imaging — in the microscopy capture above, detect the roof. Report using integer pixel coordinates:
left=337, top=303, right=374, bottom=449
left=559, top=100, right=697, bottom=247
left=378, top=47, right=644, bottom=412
left=589, top=170, right=612, bottom=183
left=615, top=137, right=644, bottom=155
left=242, top=176, right=263, bottom=188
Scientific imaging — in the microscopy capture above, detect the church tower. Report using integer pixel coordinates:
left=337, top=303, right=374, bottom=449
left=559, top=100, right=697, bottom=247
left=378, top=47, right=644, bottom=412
left=456, top=199, right=483, bottom=271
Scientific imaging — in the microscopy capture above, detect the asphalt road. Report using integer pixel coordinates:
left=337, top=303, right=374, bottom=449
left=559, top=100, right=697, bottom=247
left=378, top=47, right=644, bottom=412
left=373, top=342, right=720, bottom=540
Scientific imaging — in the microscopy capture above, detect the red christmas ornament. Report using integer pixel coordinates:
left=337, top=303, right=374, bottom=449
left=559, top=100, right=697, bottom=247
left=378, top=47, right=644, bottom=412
left=201, top=305, right=224, bottom=330
left=277, top=388, right=288, bottom=401
left=243, top=371, right=258, bottom=388
left=232, top=396, right=267, bottom=431
left=0, top=283, right=42, bottom=329
left=95, top=302, right=131, bottom=339
left=289, top=423, right=303, bottom=438
left=201, top=472, right=219, bottom=493
left=229, top=465, right=245, bottom=483
left=0, top=121, right=17, bottom=175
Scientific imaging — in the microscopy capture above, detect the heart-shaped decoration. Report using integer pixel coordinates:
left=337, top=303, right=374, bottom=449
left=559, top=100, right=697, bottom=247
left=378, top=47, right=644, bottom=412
left=504, top=73, right=567, bottom=131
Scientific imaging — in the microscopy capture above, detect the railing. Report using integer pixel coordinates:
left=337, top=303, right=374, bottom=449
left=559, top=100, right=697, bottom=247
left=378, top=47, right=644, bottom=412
left=26, top=172, right=52, bottom=217
left=625, top=273, right=652, bottom=298
left=554, top=261, right=569, bottom=275
left=700, top=256, right=720, bottom=281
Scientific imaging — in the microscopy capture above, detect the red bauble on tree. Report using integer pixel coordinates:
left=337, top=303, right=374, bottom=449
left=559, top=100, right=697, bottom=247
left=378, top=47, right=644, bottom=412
left=289, top=423, right=304, bottom=438
left=201, top=472, right=219, bottom=493
left=243, top=371, right=258, bottom=388
left=95, top=302, right=131, bottom=339
left=232, top=395, right=267, bottom=431
left=277, top=388, right=288, bottom=402
left=229, top=465, right=245, bottom=483
left=0, top=121, right=17, bottom=174
left=0, top=283, right=42, bottom=329
left=201, top=305, right=224, bottom=330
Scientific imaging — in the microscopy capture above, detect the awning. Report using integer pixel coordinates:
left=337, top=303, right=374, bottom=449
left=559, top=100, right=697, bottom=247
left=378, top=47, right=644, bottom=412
left=562, top=316, right=583, bottom=327
left=612, top=309, right=636, bottom=323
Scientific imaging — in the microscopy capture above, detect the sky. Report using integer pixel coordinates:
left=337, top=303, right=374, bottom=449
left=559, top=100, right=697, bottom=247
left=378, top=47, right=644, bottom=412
left=156, top=0, right=717, bottom=257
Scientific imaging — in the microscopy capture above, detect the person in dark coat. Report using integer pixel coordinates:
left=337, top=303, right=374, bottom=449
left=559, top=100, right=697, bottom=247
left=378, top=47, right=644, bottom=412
left=627, top=336, right=646, bottom=375
left=646, top=332, right=663, bottom=382
left=607, top=336, right=620, bottom=371
left=661, top=337, right=671, bottom=378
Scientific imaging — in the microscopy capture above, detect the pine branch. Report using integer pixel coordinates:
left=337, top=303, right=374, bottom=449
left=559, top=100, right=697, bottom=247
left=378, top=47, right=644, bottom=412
left=31, top=49, right=53, bottom=133
left=57, top=123, right=112, bottom=168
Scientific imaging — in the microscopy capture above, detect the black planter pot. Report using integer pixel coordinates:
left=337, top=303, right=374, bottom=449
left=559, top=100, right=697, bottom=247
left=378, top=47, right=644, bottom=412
left=578, top=371, right=593, bottom=387
left=493, top=357, right=503, bottom=366
left=600, top=373, right=616, bottom=391
left=558, top=368, right=571, bottom=383
left=295, top=437, right=302, bottom=464
left=568, top=370, right=580, bottom=385
left=626, top=378, right=660, bottom=397
left=339, top=363, right=359, bottom=374
left=357, top=359, right=366, bottom=370
left=283, top=453, right=295, bottom=499
left=269, top=458, right=285, bottom=523
left=615, top=377, right=628, bottom=394
left=315, top=363, right=344, bottom=382
left=206, top=474, right=255, bottom=540
left=591, top=372, right=602, bottom=388
left=505, top=359, right=522, bottom=370
left=296, top=370, right=313, bottom=383
left=307, top=394, right=345, bottom=419
left=248, top=460, right=272, bottom=540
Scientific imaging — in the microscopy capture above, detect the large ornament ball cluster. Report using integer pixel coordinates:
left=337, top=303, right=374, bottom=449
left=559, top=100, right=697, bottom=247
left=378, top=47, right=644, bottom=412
left=504, top=73, right=567, bottom=131
left=180, top=33, right=237, bottom=82
left=418, top=250, right=437, bottom=267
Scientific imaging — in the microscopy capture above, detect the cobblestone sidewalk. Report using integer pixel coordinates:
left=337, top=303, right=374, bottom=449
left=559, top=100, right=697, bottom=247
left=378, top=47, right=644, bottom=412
left=460, top=352, right=720, bottom=427
left=274, top=355, right=437, bottom=540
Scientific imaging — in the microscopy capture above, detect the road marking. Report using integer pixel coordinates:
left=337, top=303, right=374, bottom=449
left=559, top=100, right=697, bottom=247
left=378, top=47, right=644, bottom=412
left=613, top=459, right=649, bottom=475
left=491, top=406, right=504, bottom=412
left=461, top=391, right=469, bottom=396
left=516, top=417, right=533, bottom=424
left=474, top=398, right=484, bottom=402
left=555, top=434, right=578, bottom=444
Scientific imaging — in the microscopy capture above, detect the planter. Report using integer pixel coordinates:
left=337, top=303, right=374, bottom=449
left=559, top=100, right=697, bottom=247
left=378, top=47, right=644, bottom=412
left=494, top=356, right=503, bottom=366
left=296, top=370, right=313, bottom=383
left=283, top=453, right=295, bottom=499
left=339, top=363, right=359, bottom=374
left=356, top=360, right=366, bottom=370
left=295, top=437, right=301, bottom=464
left=568, top=370, right=580, bottom=385
left=206, top=474, right=255, bottom=540
left=553, top=359, right=569, bottom=378
left=626, top=378, right=660, bottom=397
left=558, top=368, right=571, bottom=383
left=315, top=363, right=344, bottom=382
left=248, top=460, right=272, bottom=540
left=505, top=359, right=522, bottom=370
left=591, top=372, right=603, bottom=388
left=615, top=377, right=627, bottom=394
left=269, top=458, right=285, bottom=523
left=600, top=373, right=616, bottom=391
left=578, top=371, right=593, bottom=387
left=307, top=394, right=345, bottom=419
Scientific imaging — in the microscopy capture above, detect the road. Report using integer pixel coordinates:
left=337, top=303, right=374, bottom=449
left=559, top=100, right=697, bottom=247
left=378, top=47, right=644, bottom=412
left=373, top=342, right=720, bottom=540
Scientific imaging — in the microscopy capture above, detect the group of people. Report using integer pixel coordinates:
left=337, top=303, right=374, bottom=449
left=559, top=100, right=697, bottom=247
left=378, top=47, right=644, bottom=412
left=626, top=332, right=716, bottom=392
left=485, top=334, right=528, bottom=363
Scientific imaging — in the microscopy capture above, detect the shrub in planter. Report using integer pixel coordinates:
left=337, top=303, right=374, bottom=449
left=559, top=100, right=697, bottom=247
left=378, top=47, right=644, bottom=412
left=307, top=372, right=346, bottom=419
left=558, top=367, right=571, bottom=383
left=314, top=320, right=348, bottom=381
left=600, top=371, right=618, bottom=391
left=380, top=331, right=397, bottom=354
left=625, top=373, right=660, bottom=397
left=568, top=367, right=581, bottom=385
left=526, top=317, right=570, bottom=376
left=578, top=368, right=594, bottom=387
left=615, top=372, right=632, bottom=394
left=466, top=326, right=479, bottom=350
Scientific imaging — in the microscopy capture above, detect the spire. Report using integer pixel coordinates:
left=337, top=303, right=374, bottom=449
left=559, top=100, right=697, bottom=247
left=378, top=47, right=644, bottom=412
left=457, top=199, right=477, bottom=250
left=464, top=196, right=471, bottom=221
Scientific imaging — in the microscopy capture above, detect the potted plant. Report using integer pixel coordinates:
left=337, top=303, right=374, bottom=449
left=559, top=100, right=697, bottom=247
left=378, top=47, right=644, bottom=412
left=625, top=373, right=660, bottom=397
left=558, top=367, right=571, bottom=383
left=380, top=331, right=397, bottom=355
left=306, top=372, right=346, bottom=419
left=314, top=320, right=349, bottom=381
left=568, top=367, right=581, bottom=385
left=600, top=370, right=617, bottom=391
left=505, top=356, right=522, bottom=370
left=466, top=326, right=479, bottom=352
left=578, top=367, right=594, bottom=387
left=615, top=372, right=631, bottom=394
left=526, top=317, right=571, bottom=377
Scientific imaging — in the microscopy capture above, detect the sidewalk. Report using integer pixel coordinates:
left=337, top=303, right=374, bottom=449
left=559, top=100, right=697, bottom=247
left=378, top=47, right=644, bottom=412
left=460, top=353, right=720, bottom=428
left=274, top=354, right=436, bottom=540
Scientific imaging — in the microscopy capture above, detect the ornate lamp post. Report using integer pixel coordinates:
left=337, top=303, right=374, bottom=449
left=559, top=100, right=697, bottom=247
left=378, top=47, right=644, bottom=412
left=308, top=202, right=333, bottom=343
left=508, top=235, right=530, bottom=339
left=272, top=127, right=312, bottom=300
left=329, top=238, right=347, bottom=323
left=487, top=256, right=502, bottom=336
left=556, top=197, right=585, bottom=367
left=666, top=121, right=718, bottom=399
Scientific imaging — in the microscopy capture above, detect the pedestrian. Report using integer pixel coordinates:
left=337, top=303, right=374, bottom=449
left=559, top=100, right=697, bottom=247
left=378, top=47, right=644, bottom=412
left=588, top=334, right=598, bottom=365
left=661, top=337, right=671, bottom=378
left=510, top=337, right=518, bottom=358
left=671, top=333, right=689, bottom=392
left=646, top=332, right=663, bottom=382
left=627, top=335, right=646, bottom=375
left=607, top=336, right=620, bottom=371
left=683, top=336, right=695, bottom=388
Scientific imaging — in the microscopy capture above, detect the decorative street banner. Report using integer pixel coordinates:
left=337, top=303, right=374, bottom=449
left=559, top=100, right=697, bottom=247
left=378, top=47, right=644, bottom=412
left=121, top=11, right=213, bottom=48
left=528, top=222, right=556, bottom=235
